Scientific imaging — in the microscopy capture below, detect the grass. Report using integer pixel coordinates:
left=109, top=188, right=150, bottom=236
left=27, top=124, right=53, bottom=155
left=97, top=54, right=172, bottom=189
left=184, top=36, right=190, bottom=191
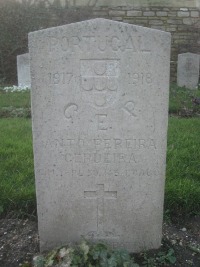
left=0, top=85, right=200, bottom=218
left=0, top=118, right=35, bottom=216
left=0, top=88, right=30, bottom=108
left=1, top=84, right=200, bottom=115
left=169, top=84, right=200, bottom=115
left=0, top=84, right=199, bottom=116
left=165, top=117, right=200, bottom=217
left=0, top=87, right=31, bottom=118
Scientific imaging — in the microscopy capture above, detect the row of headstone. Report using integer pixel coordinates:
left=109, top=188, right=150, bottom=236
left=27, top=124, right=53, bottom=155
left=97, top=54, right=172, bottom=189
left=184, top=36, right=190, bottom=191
left=177, top=52, right=200, bottom=90
left=17, top=51, right=200, bottom=91
left=28, top=19, right=171, bottom=252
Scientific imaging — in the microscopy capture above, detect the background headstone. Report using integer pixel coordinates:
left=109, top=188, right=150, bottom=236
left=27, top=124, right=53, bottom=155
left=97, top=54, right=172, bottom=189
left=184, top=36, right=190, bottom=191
left=17, top=53, right=31, bottom=87
left=177, top=52, right=200, bottom=89
left=29, top=19, right=171, bottom=252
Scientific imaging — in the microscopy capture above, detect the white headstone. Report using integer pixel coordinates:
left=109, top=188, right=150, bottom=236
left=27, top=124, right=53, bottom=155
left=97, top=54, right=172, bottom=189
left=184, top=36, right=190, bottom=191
left=17, top=53, right=31, bottom=88
left=29, top=19, right=171, bottom=252
left=177, top=52, right=200, bottom=89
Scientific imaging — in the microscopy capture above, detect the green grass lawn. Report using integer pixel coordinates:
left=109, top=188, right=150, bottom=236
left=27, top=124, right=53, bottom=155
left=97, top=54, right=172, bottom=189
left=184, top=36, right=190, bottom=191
left=0, top=86, right=200, bottom=218
left=165, top=117, right=200, bottom=217
left=0, top=84, right=200, bottom=116
left=0, top=88, right=31, bottom=118
left=0, top=89, right=30, bottom=108
left=0, top=118, right=35, bottom=216
left=169, top=84, right=200, bottom=115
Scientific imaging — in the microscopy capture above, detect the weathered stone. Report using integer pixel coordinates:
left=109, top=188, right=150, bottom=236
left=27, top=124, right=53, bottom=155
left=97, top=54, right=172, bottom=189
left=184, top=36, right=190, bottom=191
left=149, top=20, right=164, bottom=25
left=174, top=39, right=185, bottom=44
left=109, top=0, right=195, bottom=8
left=109, top=10, right=126, bottom=16
left=134, top=18, right=148, bottom=23
left=93, top=11, right=108, bottom=16
left=143, top=11, right=155, bottom=16
left=123, top=19, right=136, bottom=24
left=167, top=19, right=182, bottom=24
left=166, top=27, right=177, bottom=32
left=183, top=18, right=196, bottom=25
left=177, top=52, right=200, bottom=89
left=149, top=7, right=160, bottom=11
left=150, top=25, right=166, bottom=31
left=156, top=11, right=168, bottom=16
left=29, top=18, right=171, bottom=252
left=179, top=8, right=188, bottom=11
left=177, top=11, right=190, bottom=17
left=17, top=53, right=31, bottom=87
left=168, top=11, right=177, bottom=17
left=163, top=8, right=170, bottom=11
left=127, top=10, right=142, bottom=16
left=53, top=0, right=200, bottom=8
left=191, top=11, right=199, bottom=17
left=112, top=17, right=123, bottom=21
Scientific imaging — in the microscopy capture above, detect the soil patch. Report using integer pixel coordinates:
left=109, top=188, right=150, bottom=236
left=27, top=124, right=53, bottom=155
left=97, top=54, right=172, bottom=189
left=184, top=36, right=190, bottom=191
left=0, top=216, right=199, bottom=267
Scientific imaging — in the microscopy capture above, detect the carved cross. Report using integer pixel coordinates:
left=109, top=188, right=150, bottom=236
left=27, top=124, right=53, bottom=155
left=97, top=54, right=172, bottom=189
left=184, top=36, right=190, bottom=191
left=84, top=184, right=117, bottom=235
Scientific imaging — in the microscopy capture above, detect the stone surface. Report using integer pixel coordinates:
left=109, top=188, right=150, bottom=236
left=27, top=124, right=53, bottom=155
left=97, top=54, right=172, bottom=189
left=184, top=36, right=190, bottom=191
left=177, top=53, right=200, bottom=89
left=29, top=18, right=171, bottom=252
left=191, top=11, right=199, bottom=17
left=143, top=11, right=155, bottom=16
left=35, top=0, right=200, bottom=8
left=149, top=20, right=164, bottom=25
left=179, top=8, right=188, bottom=11
left=17, top=53, right=31, bottom=87
left=182, top=18, right=195, bottom=25
left=127, top=10, right=142, bottom=16
left=109, top=10, right=126, bottom=16
left=156, top=11, right=168, bottom=16
left=177, top=11, right=189, bottom=17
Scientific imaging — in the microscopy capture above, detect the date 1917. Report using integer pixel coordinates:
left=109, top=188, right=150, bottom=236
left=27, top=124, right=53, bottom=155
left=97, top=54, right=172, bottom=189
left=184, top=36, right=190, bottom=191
left=48, top=72, right=73, bottom=85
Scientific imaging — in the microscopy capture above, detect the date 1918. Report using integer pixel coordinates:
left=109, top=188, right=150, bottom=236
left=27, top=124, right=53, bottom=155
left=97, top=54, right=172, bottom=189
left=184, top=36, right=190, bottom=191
left=128, top=73, right=152, bottom=85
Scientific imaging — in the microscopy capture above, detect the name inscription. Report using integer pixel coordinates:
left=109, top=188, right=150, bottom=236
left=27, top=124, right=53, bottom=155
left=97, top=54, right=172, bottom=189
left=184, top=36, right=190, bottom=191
left=54, top=138, right=156, bottom=150
left=53, top=138, right=157, bottom=165
left=65, top=152, right=137, bottom=164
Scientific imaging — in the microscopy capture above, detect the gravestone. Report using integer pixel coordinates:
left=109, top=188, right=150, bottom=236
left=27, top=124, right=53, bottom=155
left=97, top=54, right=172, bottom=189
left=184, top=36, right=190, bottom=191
left=29, top=19, right=171, bottom=252
left=177, top=52, right=200, bottom=89
left=17, top=53, right=31, bottom=87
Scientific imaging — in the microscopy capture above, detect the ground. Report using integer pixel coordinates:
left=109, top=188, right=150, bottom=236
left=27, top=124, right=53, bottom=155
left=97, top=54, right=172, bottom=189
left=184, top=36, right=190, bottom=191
left=0, top=215, right=199, bottom=267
